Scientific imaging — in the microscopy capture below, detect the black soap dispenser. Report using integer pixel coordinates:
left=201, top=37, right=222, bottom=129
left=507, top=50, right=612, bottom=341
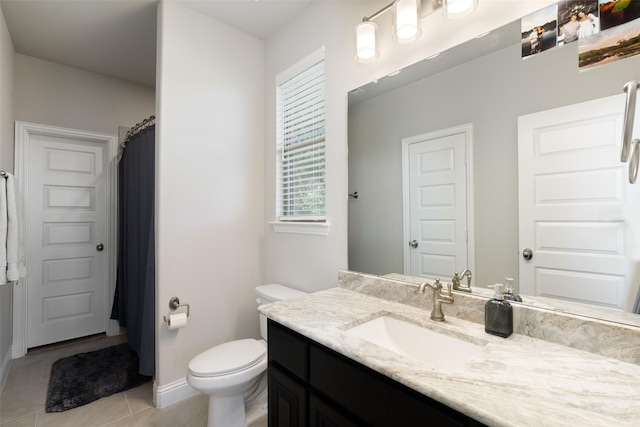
left=485, top=284, right=513, bottom=338
left=503, top=277, right=522, bottom=302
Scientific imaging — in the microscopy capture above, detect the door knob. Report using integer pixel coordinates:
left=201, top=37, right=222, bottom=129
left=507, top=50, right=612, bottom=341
left=409, top=240, right=419, bottom=249
left=96, top=243, right=104, bottom=252
left=522, top=248, right=533, bottom=260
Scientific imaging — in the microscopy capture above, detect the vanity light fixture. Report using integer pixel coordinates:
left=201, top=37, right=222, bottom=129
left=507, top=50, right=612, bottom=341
left=355, top=0, right=479, bottom=63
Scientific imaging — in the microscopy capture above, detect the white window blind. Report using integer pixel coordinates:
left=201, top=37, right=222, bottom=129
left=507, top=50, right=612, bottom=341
left=276, top=48, right=326, bottom=222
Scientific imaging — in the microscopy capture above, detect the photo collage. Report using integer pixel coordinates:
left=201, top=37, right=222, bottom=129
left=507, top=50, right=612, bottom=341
left=521, top=0, right=640, bottom=69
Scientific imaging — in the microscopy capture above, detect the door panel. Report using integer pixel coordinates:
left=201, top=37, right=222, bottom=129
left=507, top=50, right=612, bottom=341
left=518, top=94, right=640, bottom=311
left=45, top=185, right=95, bottom=210
left=44, top=222, right=95, bottom=246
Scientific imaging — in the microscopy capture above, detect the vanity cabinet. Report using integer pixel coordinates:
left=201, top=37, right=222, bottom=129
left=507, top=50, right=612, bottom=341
left=268, top=319, right=486, bottom=427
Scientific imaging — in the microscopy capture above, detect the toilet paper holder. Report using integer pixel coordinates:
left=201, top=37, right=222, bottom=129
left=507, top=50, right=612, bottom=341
left=163, top=296, right=190, bottom=323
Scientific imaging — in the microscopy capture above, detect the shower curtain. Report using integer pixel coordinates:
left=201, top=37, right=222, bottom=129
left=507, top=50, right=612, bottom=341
left=110, top=123, right=155, bottom=376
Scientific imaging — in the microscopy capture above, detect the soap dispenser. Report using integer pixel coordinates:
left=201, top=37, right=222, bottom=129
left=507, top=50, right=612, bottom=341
left=485, top=283, right=513, bottom=338
left=503, top=277, right=522, bottom=302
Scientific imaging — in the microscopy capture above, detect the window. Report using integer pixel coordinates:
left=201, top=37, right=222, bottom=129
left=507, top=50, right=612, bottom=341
left=276, top=48, right=326, bottom=224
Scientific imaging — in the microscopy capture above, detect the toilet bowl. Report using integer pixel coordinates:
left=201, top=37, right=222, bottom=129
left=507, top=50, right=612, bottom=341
left=187, top=284, right=307, bottom=427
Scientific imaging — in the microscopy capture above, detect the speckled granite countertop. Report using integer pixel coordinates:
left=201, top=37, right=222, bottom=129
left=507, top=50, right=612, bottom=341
left=259, top=287, right=640, bottom=427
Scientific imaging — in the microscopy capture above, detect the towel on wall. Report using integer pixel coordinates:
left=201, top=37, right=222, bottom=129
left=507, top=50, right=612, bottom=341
left=0, top=176, right=7, bottom=284
left=6, top=173, right=19, bottom=281
left=1, top=173, right=27, bottom=284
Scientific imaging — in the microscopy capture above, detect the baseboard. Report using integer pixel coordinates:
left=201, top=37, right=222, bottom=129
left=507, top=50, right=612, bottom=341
left=1, top=344, right=12, bottom=391
left=153, top=377, right=199, bottom=408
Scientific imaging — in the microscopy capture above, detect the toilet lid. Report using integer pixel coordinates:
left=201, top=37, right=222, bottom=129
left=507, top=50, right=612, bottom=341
left=188, top=339, right=266, bottom=377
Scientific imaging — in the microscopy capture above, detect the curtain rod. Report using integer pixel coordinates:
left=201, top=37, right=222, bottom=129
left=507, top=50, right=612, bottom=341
left=122, top=115, right=155, bottom=148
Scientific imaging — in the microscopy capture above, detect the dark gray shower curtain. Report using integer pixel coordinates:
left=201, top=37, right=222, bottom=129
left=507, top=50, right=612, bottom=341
left=110, top=124, right=155, bottom=377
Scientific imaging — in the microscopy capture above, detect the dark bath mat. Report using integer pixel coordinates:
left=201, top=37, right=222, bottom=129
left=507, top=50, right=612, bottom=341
left=45, top=343, right=151, bottom=413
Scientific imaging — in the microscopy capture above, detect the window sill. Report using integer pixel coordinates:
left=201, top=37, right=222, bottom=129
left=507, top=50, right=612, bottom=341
left=269, top=221, right=330, bottom=236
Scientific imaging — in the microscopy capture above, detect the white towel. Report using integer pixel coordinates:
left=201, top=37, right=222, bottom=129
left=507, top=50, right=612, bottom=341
left=6, top=173, right=20, bottom=281
left=0, top=176, right=7, bottom=284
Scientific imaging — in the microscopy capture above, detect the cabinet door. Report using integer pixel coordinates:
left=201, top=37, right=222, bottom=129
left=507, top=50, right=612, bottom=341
left=268, top=364, right=306, bottom=427
left=268, top=319, right=309, bottom=381
left=309, top=394, right=359, bottom=427
left=310, top=344, right=466, bottom=427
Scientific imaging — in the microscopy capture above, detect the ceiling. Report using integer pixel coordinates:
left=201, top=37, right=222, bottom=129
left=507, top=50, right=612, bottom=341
left=0, top=0, right=316, bottom=88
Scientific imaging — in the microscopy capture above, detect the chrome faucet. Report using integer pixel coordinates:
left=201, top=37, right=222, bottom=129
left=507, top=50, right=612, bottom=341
left=417, top=278, right=454, bottom=322
left=451, top=269, right=472, bottom=293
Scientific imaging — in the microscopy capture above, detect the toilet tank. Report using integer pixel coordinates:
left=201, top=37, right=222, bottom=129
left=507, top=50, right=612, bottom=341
left=256, top=284, right=307, bottom=340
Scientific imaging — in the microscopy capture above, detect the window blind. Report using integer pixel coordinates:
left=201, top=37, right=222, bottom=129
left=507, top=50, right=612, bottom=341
left=276, top=51, right=326, bottom=221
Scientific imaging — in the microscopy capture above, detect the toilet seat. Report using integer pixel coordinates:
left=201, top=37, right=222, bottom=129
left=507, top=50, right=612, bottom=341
left=188, top=339, right=266, bottom=377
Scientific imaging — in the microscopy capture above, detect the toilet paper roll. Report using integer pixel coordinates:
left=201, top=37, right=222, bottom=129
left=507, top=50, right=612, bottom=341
left=167, top=312, right=188, bottom=330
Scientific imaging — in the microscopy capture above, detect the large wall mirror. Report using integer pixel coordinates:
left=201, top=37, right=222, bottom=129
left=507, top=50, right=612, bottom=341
left=348, top=18, right=640, bottom=326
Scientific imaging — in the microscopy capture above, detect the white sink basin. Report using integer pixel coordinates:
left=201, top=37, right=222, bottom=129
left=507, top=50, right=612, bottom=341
left=346, top=316, right=484, bottom=371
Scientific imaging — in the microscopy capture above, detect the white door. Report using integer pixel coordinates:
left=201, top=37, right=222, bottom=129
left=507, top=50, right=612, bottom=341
left=403, top=125, right=473, bottom=282
left=518, top=94, right=640, bottom=311
left=22, top=125, right=115, bottom=348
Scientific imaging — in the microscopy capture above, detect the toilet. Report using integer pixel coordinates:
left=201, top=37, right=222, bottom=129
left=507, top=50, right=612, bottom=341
left=187, top=284, right=307, bottom=427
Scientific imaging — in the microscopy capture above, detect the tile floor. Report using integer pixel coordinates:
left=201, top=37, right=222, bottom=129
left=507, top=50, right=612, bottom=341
left=1, top=334, right=267, bottom=427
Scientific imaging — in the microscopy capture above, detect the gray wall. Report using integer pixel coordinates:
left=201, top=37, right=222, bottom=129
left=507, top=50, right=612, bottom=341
left=0, top=4, right=12, bottom=171
left=14, top=54, right=155, bottom=134
left=349, top=40, right=640, bottom=287
left=0, top=4, right=14, bottom=388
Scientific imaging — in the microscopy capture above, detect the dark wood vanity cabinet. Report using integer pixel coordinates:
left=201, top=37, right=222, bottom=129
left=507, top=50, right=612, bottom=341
left=268, top=319, right=486, bottom=427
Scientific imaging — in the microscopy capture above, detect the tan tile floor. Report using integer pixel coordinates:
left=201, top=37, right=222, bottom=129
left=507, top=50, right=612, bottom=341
left=1, top=335, right=267, bottom=427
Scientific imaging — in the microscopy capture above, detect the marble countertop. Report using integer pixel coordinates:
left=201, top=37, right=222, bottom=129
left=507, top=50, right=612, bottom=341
left=259, top=287, right=640, bottom=427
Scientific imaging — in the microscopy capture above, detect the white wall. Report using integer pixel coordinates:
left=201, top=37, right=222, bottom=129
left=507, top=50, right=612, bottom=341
left=264, top=0, right=556, bottom=291
left=0, top=3, right=13, bottom=390
left=13, top=54, right=155, bottom=135
left=155, top=1, right=264, bottom=399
